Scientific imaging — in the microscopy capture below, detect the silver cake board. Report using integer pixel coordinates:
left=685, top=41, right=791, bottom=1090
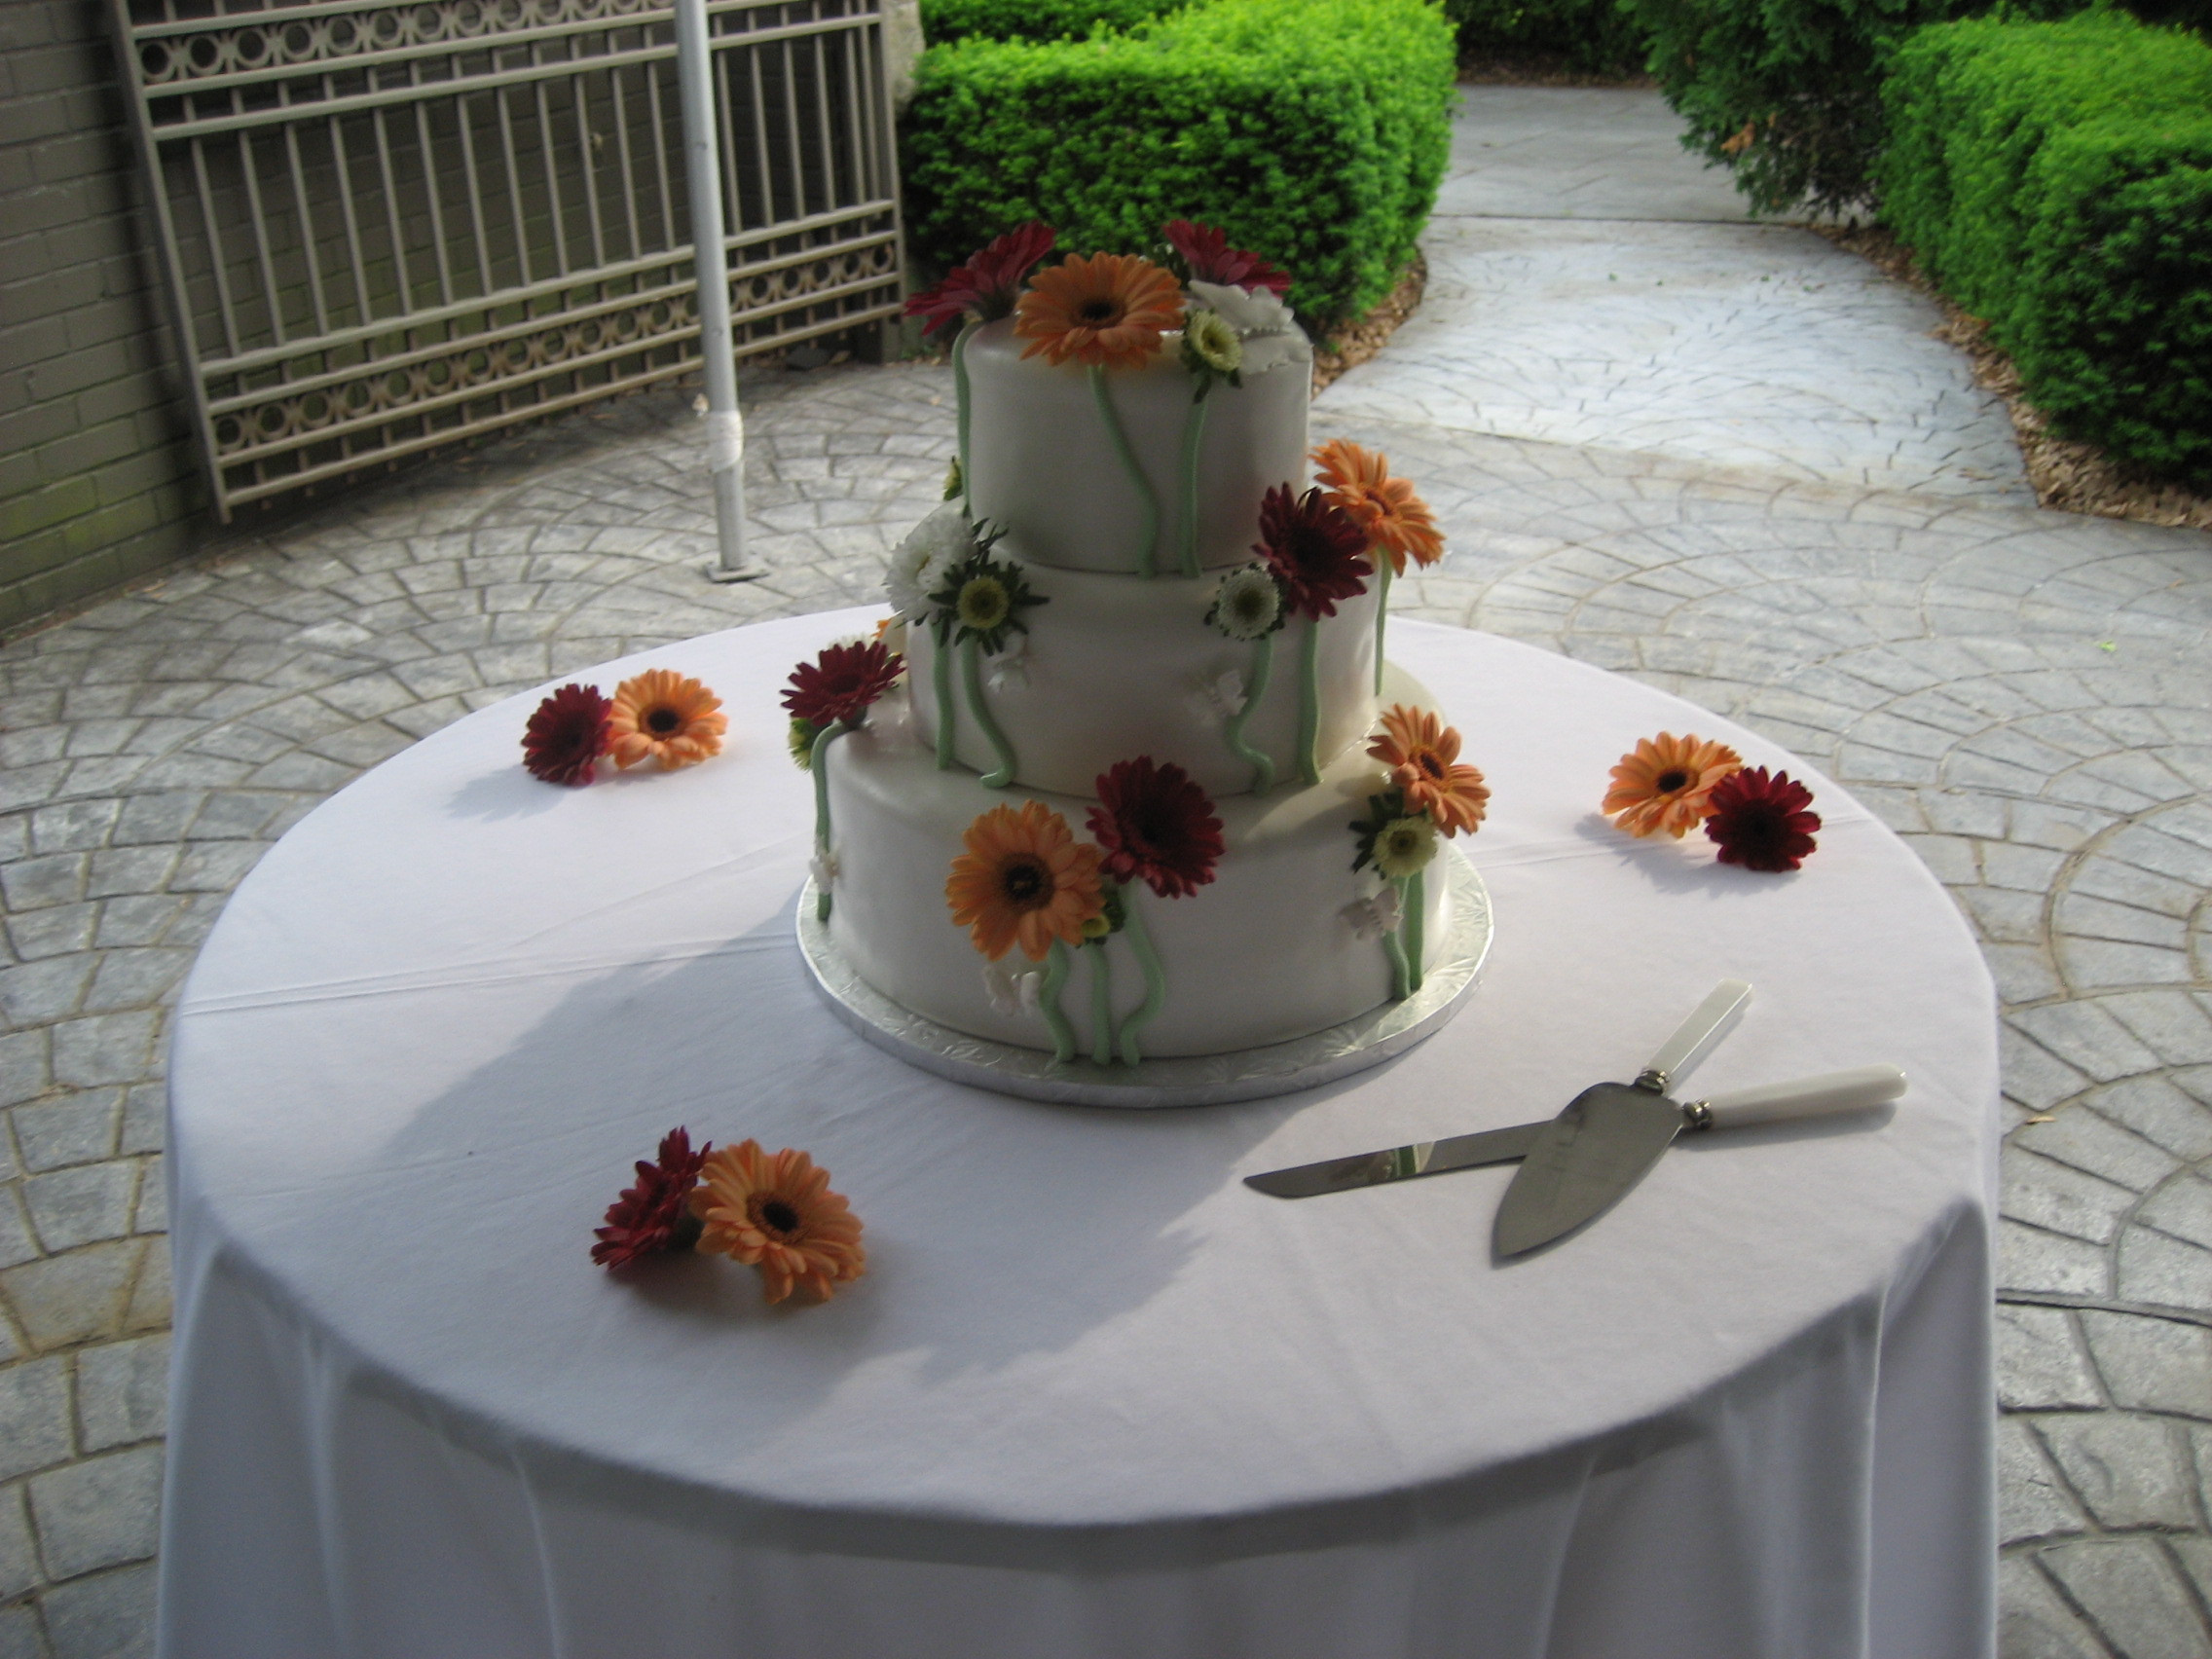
left=795, top=850, right=1493, bottom=1109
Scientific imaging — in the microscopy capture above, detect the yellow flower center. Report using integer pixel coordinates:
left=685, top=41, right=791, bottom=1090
left=959, top=576, right=1011, bottom=631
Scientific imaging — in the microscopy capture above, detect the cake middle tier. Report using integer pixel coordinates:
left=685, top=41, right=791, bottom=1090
left=905, top=559, right=1381, bottom=798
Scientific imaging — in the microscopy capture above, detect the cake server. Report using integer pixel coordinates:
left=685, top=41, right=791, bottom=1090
left=1492, top=1061, right=1908, bottom=1256
left=1245, top=979, right=1752, bottom=1199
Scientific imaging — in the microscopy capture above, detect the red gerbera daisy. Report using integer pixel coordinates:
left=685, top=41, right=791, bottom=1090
left=903, top=221, right=1057, bottom=340
left=1161, top=220, right=1293, bottom=296
left=1087, top=756, right=1225, bottom=900
left=592, top=1126, right=712, bottom=1268
left=1254, top=484, right=1372, bottom=621
left=1704, top=766, right=1823, bottom=872
left=522, top=682, right=612, bottom=786
left=782, top=640, right=903, bottom=728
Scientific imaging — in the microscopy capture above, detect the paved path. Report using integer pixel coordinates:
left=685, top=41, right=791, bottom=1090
left=0, top=85, right=2207, bottom=1658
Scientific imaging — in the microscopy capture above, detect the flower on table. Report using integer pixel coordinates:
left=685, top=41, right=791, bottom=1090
left=1162, top=220, right=1293, bottom=296
left=783, top=639, right=903, bottom=730
left=885, top=501, right=981, bottom=621
left=945, top=799, right=1104, bottom=961
left=1187, top=280, right=1306, bottom=378
left=1312, top=439, right=1444, bottom=575
left=903, top=221, right=1056, bottom=340
left=522, top=682, right=612, bottom=787
left=1341, top=883, right=1405, bottom=941
left=1369, top=705, right=1489, bottom=836
left=1014, top=252, right=1184, bottom=370
left=1205, top=563, right=1287, bottom=641
left=929, top=548, right=1046, bottom=656
left=607, top=670, right=726, bottom=771
left=591, top=1126, right=711, bottom=1268
left=690, top=1139, right=866, bottom=1305
left=1705, top=766, right=1822, bottom=871
left=1255, top=484, right=1371, bottom=621
left=1603, top=732, right=1743, bottom=839
left=1088, top=757, right=1224, bottom=901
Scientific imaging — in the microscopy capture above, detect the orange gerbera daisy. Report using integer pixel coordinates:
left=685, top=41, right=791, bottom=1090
left=1368, top=704, right=1490, bottom=836
left=1603, top=732, right=1744, bottom=838
left=945, top=799, right=1104, bottom=961
left=1014, top=253, right=1185, bottom=370
left=606, top=669, right=726, bottom=771
left=690, top=1140, right=866, bottom=1304
left=1312, top=439, right=1445, bottom=575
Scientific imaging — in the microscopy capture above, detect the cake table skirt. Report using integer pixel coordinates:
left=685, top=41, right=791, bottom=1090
left=159, top=615, right=1998, bottom=1659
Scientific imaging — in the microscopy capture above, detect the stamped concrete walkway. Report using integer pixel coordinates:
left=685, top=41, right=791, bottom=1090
left=0, top=86, right=2207, bottom=1659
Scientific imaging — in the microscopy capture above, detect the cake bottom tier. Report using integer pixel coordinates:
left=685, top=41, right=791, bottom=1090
left=820, top=674, right=1456, bottom=1059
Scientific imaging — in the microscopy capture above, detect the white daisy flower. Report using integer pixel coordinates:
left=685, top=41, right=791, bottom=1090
left=884, top=503, right=976, bottom=619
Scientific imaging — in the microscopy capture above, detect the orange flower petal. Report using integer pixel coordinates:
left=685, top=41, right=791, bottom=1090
left=1312, top=440, right=1444, bottom=575
left=1602, top=732, right=1744, bottom=838
left=607, top=669, right=727, bottom=771
left=1014, top=254, right=1184, bottom=370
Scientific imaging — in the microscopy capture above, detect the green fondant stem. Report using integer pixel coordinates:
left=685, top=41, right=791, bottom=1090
left=1297, top=616, right=1322, bottom=785
left=1403, top=867, right=1426, bottom=995
left=1222, top=633, right=1276, bottom=793
left=809, top=721, right=847, bottom=921
left=1087, top=940, right=1114, bottom=1066
left=1382, top=904, right=1411, bottom=1001
left=1374, top=561, right=1392, bottom=695
left=1176, top=391, right=1209, bottom=578
left=1088, top=364, right=1160, bottom=576
left=932, top=622, right=955, bottom=769
left=1116, top=896, right=1167, bottom=1067
left=960, top=635, right=1017, bottom=788
left=952, top=320, right=977, bottom=512
left=1042, top=940, right=1077, bottom=1064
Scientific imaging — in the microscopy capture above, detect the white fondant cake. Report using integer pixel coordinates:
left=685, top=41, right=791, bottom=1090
left=796, top=242, right=1471, bottom=1069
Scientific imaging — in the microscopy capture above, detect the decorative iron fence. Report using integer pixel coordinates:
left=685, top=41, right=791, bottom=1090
left=108, top=0, right=903, bottom=519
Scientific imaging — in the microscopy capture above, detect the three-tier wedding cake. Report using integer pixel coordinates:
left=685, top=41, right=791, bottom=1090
left=783, top=223, right=1485, bottom=1068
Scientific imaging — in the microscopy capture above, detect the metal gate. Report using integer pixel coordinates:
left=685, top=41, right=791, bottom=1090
left=109, top=0, right=904, bottom=519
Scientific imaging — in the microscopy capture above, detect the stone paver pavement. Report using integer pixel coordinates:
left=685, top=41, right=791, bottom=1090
left=1, top=85, right=2208, bottom=1658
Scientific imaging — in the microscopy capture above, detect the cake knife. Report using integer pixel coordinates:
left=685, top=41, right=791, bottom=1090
left=1247, top=980, right=1753, bottom=1198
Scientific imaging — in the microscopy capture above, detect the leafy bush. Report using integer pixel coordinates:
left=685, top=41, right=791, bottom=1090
left=1879, top=12, right=2212, bottom=480
left=900, top=0, right=1456, bottom=329
left=1443, top=0, right=1649, bottom=73
left=918, top=0, right=1182, bottom=46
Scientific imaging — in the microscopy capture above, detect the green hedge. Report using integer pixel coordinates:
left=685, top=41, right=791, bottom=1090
left=1444, top=0, right=1649, bottom=73
left=900, top=0, right=1457, bottom=329
left=1879, top=13, right=2212, bottom=480
left=917, top=0, right=1180, bottom=46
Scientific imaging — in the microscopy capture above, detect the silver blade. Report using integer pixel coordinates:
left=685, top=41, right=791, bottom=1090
left=1244, top=1122, right=1545, bottom=1198
left=1493, top=1082, right=1684, bottom=1256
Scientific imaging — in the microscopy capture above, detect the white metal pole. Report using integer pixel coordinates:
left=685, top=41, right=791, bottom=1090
left=674, top=0, right=764, bottom=582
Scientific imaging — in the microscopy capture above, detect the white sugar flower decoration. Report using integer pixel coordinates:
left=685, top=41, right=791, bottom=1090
left=1206, top=563, right=1284, bottom=641
left=1341, top=884, right=1404, bottom=940
left=981, top=960, right=1045, bottom=1018
left=810, top=848, right=841, bottom=888
left=1188, top=280, right=1309, bottom=378
left=985, top=634, right=1031, bottom=691
left=1191, top=667, right=1246, bottom=721
left=884, top=503, right=975, bottom=619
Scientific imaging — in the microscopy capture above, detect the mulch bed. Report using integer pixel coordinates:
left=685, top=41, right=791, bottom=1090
left=1813, top=223, right=2212, bottom=533
left=1310, top=251, right=1428, bottom=396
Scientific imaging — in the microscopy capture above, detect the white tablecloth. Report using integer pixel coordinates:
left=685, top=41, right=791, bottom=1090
left=160, top=616, right=1998, bottom=1659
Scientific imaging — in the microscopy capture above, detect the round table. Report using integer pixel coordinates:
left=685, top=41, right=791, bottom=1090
left=159, top=615, right=1998, bottom=1659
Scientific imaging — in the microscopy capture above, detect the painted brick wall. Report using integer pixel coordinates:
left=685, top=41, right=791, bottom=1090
left=0, top=0, right=204, bottom=637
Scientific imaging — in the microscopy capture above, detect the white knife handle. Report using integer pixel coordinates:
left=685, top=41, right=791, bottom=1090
left=1639, top=979, right=1752, bottom=1092
left=1688, top=1064, right=1907, bottom=1130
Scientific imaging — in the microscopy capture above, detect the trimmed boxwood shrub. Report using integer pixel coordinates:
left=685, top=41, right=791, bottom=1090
left=900, top=0, right=1456, bottom=329
left=917, top=0, right=1181, bottom=46
left=1444, top=0, right=1649, bottom=74
left=1880, top=12, right=2212, bottom=481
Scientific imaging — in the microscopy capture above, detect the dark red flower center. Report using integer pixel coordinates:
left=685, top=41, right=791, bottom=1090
left=760, top=1198, right=800, bottom=1235
left=999, top=856, right=1051, bottom=909
left=647, top=706, right=681, bottom=735
left=1078, top=298, right=1121, bottom=326
left=1414, top=751, right=1446, bottom=781
left=1656, top=768, right=1689, bottom=793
